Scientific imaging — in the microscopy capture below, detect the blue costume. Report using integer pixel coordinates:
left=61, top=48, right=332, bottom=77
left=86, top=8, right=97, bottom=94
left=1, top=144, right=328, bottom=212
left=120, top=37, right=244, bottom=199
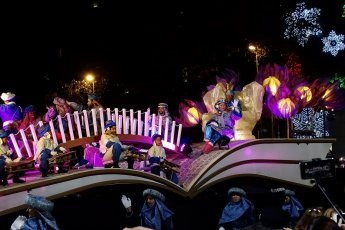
left=99, top=120, right=134, bottom=168
left=282, top=189, right=304, bottom=227
left=35, top=125, right=67, bottom=177
left=219, top=187, right=256, bottom=230
left=0, top=92, right=23, bottom=134
left=140, top=189, right=174, bottom=230
left=203, top=98, right=242, bottom=154
left=147, top=134, right=179, bottom=184
left=0, top=129, right=25, bottom=185
left=11, top=193, right=60, bottom=230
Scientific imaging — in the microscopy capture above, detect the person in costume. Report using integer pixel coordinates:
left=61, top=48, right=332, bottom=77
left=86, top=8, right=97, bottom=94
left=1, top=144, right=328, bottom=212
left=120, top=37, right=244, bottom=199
left=86, top=93, right=103, bottom=112
left=146, top=134, right=178, bottom=184
left=202, top=97, right=241, bottom=154
left=282, top=189, right=304, bottom=228
left=0, top=129, right=25, bottom=185
left=0, top=92, right=23, bottom=134
left=121, top=188, right=174, bottom=230
left=218, top=187, right=256, bottom=230
left=99, top=120, right=134, bottom=169
left=19, top=105, right=40, bottom=131
left=86, top=93, right=104, bottom=135
left=35, top=125, right=68, bottom=177
left=10, top=193, right=60, bottom=230
left=149, top=103, right=172, bottom=138
left=146, top=134, right=166, bottom=176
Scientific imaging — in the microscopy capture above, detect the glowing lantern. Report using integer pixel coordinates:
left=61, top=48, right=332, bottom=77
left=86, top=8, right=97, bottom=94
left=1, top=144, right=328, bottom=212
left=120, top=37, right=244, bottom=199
left=186, top=107, right=200, bottom=125
left=296, top=86, right=312, bottom=102
left=262, top=76, right=281, bottom=96
left=278, top=98, right=296, bottom=118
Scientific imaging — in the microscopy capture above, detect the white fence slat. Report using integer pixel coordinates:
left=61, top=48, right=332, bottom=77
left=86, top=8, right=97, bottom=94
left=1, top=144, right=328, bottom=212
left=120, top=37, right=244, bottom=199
left=115, top=108, right=119, bottom=134
left=49, top=120, right=58, bottom=145
left=144, top=112, right=149, bottom=137
left=170, top=121, right=176, bottom=144
left=57, top=115, right=66, bottom=143
left=100, top=108, right=105, bottom=134
left=91, top=108, right=97, bottom=136
left=122, top=109, right=127, bottom=134
left=74, top=111, right=83, bottom=139
left=9, top=134, right=22, bottom=158
left=29, top=124, right=38, bottom=143
left=130, top=109, right=134, bottom=134
left=20, top=129, right=32, bottom=157
left=83, top=110, right=91, bottom=137
left=106, top=108, right=111, bottom=121
left=137, top=110, right=142, bottom=135
left=67, top=113, right=75, bottom=141
left=151, top=114, right=156, bottom=136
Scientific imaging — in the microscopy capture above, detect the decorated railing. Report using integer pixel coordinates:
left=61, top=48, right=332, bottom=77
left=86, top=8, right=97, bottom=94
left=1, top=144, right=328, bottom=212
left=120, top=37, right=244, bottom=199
left=9, top=107, right=183, bottom=158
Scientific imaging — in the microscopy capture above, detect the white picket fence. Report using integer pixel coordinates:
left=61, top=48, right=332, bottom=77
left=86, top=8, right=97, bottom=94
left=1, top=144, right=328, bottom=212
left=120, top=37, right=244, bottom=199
left=9, top=107, right=183, bottom=158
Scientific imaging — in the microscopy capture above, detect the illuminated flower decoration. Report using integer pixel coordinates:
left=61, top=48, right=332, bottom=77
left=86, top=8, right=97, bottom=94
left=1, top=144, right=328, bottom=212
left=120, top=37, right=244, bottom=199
left=307, top=78, right=345, bottom=111
left=256, top=64, right=290, bottom=86
left=263, top=76, right=281, bottom=96
left=296, top=85, right=312, bottom=103
left=174, top=100, right=206, bottom=127
left=277, top=98, right=296, bottom=119
left=321, top=30, right=345, bottom=56
left=284, top=2, right=322, bottom=47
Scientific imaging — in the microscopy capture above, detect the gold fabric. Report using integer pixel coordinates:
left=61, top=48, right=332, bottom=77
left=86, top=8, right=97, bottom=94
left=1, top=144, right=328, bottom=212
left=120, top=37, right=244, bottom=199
left=233, top=81, right=264, bottom=140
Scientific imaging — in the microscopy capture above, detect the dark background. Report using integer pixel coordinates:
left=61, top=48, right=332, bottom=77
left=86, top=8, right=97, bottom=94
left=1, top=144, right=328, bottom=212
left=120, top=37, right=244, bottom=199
left=1, top=0, right=344, bottom=111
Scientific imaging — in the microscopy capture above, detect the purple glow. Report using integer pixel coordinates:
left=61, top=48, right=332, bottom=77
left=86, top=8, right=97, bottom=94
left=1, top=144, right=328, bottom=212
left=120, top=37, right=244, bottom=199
left=180, top=144, right=186, bottom=152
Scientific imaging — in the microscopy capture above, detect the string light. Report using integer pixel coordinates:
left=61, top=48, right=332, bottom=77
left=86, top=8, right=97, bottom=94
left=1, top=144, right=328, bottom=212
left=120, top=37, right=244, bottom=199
left=322, top=30, right=345, bottom=56
left=284, top=2, right=322, bottom=47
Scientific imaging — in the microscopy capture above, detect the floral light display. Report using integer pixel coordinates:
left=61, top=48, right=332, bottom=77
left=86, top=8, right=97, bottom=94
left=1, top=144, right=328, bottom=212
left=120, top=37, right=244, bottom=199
left=256, top=63, right=345, bottom=119
left=262, top=76, right=281, bottom=96
left=305, top=78, right=345, bottom=111
left=321, top=30, right=345, bottom=56
left=174, top=69, right=239, bottom=128
left=174, top=99, right=206, bottom=127
left=296, top=86, right=312, bottom=102
left=175, top=64, right=344, bottom=139
left=284, top=2, right=322, bottom=47
left=277, top=98, right=296, bottom=119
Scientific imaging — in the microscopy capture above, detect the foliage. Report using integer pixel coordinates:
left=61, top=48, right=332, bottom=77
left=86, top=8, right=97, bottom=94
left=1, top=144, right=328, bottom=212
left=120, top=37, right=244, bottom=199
left=60, top=77, right=109, bottom=105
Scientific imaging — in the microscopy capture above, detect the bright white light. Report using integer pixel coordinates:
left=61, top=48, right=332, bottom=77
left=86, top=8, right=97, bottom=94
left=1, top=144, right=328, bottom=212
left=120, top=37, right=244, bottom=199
left=284, top=2, right=322, bottom=47
left=86, top=74, right=95, bottom=82
left=322, top=30, right=345, bottom=56
left=162, top=140, right=176, bottom=151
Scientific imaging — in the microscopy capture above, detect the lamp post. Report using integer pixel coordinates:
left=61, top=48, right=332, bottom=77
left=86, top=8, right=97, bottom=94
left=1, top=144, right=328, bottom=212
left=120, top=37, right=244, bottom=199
left=248, top=43, right=267, bottom=138
left=86, top=74, right=95, bottom=93
left=248, top=45, right=259, bottom=73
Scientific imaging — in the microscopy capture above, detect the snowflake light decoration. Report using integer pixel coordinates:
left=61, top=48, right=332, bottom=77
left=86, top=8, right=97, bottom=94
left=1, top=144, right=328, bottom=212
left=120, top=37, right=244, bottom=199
left=322, top=30, right=345, bottom=56
left=284, top=2, right=322, bottom=47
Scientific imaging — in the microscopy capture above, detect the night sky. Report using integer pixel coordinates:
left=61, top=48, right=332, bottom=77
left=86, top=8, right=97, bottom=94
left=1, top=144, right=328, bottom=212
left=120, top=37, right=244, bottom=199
left=1, top=0, right=345, bottom=113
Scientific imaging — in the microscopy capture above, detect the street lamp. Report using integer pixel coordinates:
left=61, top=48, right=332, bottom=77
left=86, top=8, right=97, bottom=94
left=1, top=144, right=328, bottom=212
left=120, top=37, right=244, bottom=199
left=248, top=45, right=259, bottom=73
left=248, top=44, right=266, bottom=73
left=85, top=74, right=95, bottom=93
left=248, top=43, right=267, bottom=138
